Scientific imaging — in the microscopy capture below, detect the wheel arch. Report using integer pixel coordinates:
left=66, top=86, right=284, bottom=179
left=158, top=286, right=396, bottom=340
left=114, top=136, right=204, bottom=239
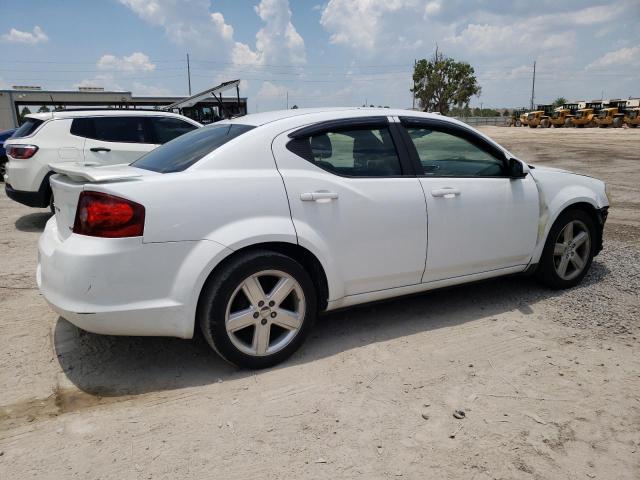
left=196, top=241, right=330, bottom=317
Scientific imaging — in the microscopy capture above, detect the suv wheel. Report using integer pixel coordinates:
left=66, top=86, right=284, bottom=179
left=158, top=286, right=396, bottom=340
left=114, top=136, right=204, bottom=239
left=198, top=250, right=317, bottom=369
left=536, top=209, right=595, bottom=289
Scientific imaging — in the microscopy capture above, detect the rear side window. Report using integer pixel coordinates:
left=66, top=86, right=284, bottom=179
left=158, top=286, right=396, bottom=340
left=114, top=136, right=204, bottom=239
left=150, top=117, right=198, bottom=144
left=288, top=126, right=402, bottom=177
left=132, top=123, right=255, bottom=173
left=70, top=117, right=152, bottom=143
left=12, top=118, right=44, bottom=138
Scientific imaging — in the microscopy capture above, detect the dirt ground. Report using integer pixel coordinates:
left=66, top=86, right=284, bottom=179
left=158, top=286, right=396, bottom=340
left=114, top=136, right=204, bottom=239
left=0, top=126, right=638, bottom=479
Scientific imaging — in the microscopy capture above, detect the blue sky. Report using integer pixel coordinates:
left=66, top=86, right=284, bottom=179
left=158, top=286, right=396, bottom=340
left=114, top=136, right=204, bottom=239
left=1, top=0, right=638, bottom=111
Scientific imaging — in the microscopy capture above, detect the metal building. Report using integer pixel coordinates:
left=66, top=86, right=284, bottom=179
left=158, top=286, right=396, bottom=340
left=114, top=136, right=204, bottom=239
left=0, top=82, right=247, bottom=130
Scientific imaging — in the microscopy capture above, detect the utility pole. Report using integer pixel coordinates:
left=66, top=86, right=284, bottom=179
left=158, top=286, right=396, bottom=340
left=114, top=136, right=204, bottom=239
left=530, top=60, right=536, bottom=110
left=286, top=91, right=289, bottom=109
left=187, top=53, right=192, bottom=96
left=412, top=59, right=416, bottom=110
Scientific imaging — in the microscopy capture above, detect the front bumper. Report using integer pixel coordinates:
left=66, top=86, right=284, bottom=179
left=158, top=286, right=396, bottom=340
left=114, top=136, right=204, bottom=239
left=594, top=206, right=608, bottom=255
left=38, top=218, right=232, bottom=339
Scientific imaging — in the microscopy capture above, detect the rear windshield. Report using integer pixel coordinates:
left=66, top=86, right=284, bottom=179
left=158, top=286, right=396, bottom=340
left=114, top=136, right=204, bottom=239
left=12, top=118, right=44, bottom=138
left=132, top=123, right=255, bottom=173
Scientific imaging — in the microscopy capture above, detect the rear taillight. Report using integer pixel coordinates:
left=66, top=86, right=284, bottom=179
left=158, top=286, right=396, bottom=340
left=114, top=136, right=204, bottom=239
left=6, top=144, right=38, bottom=159
left=73, top=191, right=145, bottom=238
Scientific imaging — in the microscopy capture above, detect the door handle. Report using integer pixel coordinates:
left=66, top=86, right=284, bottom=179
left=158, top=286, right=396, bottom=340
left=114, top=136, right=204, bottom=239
left=431, top=187, right=461, bottom=198
left=300, top=191, right=339, bottom=201
left=90, top=147, right=111, bottom=153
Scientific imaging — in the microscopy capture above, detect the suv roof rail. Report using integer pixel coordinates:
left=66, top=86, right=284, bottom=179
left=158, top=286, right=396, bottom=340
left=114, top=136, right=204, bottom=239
left=49, top=107, right=171, bottom=113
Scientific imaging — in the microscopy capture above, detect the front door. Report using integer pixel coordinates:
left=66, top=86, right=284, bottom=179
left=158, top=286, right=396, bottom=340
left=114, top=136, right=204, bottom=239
left=272, top=117, right=427, bottom=299
left=399, top=118, right=539, bottom=282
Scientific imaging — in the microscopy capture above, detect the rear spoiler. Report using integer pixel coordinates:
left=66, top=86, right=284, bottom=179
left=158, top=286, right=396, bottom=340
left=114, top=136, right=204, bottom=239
left=49, top=163, right=143, bottom=182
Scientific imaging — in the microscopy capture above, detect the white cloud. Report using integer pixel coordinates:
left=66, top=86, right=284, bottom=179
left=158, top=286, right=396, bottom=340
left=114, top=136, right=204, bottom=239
left=97, top=52, right=156, bottom=72
left=586, top=45, right=640, bottom=69
left=74, top=74, right=124, bottom=92
left=132, top=81, right=172, bottom=96
left=257, top=81, right=288, bottom=98
left=320, top=0, right=419, bottom=51
left=2, top=26, right=49, bottom=44
left=424, top=1, right=441, bottom=17
left=232, top=0, right=306, bottom=66
left=119, top=0, right=234, bottom=47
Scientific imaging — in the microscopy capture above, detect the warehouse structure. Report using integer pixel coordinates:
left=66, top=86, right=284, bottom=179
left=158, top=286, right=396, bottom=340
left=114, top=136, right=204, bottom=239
left=0, top=82, right=247, bottom=130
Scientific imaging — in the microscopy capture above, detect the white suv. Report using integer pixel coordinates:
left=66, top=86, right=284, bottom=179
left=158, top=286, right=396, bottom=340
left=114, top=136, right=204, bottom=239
left=4, top=109, right=201, bottom=209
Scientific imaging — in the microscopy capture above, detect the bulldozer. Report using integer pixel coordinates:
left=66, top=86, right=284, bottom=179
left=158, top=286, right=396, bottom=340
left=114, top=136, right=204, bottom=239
left=549, top=103, right=580, bottom=128
left=594, top=99, right=626, bottom=128
left=526, top=104, right=554, bottom=128
left=623, top=98, right=640, bottom=128
left=570, top=101, right=604, bottom=127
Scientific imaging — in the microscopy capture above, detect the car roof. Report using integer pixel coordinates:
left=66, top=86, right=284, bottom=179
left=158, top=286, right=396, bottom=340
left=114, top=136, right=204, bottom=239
left=223, top=107, right=444, bottom=127
left=25, top=109, right=195, bottom=121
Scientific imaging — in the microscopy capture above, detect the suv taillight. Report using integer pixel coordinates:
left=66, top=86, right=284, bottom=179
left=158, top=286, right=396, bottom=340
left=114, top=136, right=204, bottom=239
left=73, top=191, right=145, bottom=238
left=6, top=144, right=38, bottom=159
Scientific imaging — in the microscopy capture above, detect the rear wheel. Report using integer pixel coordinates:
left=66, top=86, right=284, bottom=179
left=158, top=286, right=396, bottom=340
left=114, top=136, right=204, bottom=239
left=536, top=210, right=595, bottom=289
left=613, top=117, right=623, bottom=128
left=198, top=250, right=317, bottom=369
left=541, top=119, right=550, bottom=128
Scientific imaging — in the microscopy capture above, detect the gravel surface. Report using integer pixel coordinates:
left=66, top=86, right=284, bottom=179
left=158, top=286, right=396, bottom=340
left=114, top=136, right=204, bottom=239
left=1, top=126, right=639, bottom=479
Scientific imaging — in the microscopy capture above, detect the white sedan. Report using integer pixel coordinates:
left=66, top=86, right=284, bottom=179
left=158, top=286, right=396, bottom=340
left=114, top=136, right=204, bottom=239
left=38, top=108, right=609, bottom=368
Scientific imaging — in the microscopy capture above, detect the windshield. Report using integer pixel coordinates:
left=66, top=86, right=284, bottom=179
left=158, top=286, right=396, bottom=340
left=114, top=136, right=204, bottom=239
left=132, top=123, right=255, bottom=173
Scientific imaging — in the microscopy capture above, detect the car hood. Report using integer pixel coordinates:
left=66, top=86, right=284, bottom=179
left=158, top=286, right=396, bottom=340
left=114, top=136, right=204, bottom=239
left=529, top=165, right=572, bottom=175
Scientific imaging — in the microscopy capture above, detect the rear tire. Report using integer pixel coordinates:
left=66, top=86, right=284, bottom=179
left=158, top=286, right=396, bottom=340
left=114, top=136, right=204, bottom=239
left=198, top=250, right=317, bottom=369
left=535, top=209, right=596, bottom=289
left=613, top=117, right=623, bottom=128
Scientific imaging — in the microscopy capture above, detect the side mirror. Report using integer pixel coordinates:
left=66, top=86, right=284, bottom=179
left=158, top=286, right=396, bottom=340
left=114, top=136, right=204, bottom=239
left=507, top=157, right=527, bottom=179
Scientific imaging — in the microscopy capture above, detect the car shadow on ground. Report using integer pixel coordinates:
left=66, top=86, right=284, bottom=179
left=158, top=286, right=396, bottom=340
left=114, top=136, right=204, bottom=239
left=15, top=211, right=52, bottom=232
left=53, top=258, right=610, bottom=399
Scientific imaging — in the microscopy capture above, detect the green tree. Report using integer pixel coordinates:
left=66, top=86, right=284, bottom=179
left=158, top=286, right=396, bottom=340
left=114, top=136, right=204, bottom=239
left=37, top=105, right=51, bottom=113
left=411, top=49, right=481, bottom=115
left=553, top=97, right=568, bottom=108
left=19, top=106, right=32, bottom=122
left=291, top=105, right=298, bottom=109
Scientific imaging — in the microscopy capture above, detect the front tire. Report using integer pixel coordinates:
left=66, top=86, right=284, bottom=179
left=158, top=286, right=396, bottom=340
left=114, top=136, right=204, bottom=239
left=198, top=250, right=317, bottom=369
left=536, top=210, right=596, bottom=289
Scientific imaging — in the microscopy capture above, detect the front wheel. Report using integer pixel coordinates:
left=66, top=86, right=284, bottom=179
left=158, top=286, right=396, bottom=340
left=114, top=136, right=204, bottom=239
left=536, top=210, right=596, bottom=289
left=198, top=250, right=317, bottom=369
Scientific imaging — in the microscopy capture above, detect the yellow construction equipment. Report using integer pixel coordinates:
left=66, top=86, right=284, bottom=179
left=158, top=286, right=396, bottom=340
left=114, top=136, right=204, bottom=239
left=527, top=104, right=554, bottom=128
left=570, top=101, right=603, bottom=127
left=549, top=103, right=580, bottom=128
left=623, top=98, right=640, bottom=128
left=594, top=99, right=626, bottom=128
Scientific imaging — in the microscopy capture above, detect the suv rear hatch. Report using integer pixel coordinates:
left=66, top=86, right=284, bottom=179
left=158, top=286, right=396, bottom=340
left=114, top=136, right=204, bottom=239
left=49, top=163, right=154, bottom=241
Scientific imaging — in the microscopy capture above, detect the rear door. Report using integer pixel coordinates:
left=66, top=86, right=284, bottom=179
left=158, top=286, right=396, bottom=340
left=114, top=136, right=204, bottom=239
left=399, top=117, right=539, bottom=282
left=147, top=116, right=199, bottom=144
left=77, top=116, right=158, bottom=165
left=272, top=117, right=428, bottom=298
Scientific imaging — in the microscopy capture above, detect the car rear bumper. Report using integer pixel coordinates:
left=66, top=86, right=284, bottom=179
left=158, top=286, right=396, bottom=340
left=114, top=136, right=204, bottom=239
left=38, top=218, right=232, bottom=339
left=5, top=181, right=50, bottom=208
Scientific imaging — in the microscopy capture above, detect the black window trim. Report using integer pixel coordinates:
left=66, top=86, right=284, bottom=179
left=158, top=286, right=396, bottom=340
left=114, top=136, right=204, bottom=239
left=70, top=116, right=157, bottom=144
left=398, top=116, right=511, bottom=179
left=286, top=116, right=416, bottom=179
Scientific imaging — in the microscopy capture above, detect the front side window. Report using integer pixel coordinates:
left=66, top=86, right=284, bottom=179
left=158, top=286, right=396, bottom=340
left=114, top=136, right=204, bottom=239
left=294, top=127, right=402, bottom=177
left=406, top=127, right=505, bottom=177
left=132, top=123, right=254, bottom=173
left=150, top=117, right=198, bottom=144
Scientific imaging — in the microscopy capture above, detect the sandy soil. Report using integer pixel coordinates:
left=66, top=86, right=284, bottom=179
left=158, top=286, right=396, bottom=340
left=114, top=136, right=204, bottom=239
left=1, top=126, right=639, bottom=479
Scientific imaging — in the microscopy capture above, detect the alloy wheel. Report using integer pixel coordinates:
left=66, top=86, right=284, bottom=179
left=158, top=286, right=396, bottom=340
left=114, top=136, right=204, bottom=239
left=553, top=220, right=591, bottom=281
left=225, top=270, right=306, bottom=357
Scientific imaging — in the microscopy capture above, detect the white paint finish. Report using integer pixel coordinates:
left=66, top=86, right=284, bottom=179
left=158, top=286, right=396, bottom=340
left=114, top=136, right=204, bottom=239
left=420, top=176, right=540, bottom=281
left=82, top=137, right=158, bottom=166
left=271, top=131, right=427, bottom=298
left=38, top=218, right=232, bottom=338
left=37, top=107, right=609, bottom=340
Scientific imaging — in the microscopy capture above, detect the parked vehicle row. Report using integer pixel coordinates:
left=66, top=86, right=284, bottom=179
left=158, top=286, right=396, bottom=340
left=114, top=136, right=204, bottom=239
left=514, top=99, right=640, bottom=128
left=33, top=108, right=608, bottom=368
left=3, top=109, right=201, bottom=210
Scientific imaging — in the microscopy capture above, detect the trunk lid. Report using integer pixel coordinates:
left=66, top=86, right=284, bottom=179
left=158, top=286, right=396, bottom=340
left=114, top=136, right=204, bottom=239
left=49, top=163, right=152, bottom=240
